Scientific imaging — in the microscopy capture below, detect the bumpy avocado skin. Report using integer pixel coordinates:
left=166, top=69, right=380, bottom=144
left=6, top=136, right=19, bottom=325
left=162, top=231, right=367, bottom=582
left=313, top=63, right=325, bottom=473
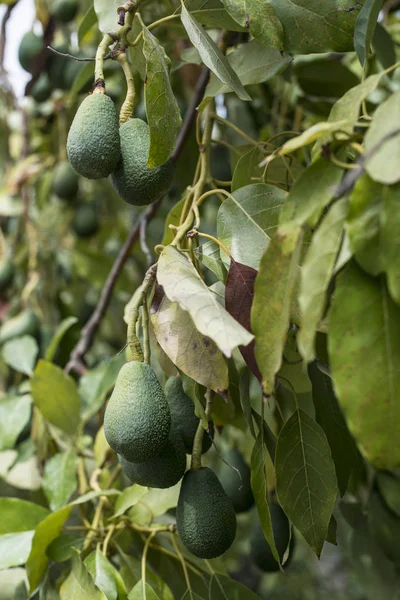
left=52, top=161, right=79, bottom=201
left=0, top=310, right=39, bottom=344
left=104, top=361, right=171, bottom=463
left=0, top=259, right=14, bottom=292
left=118, top=426, right=186, bottom=489
left=250, top=503, right=291, bottom=572
left=67, top=94, right=120, bottom=179
left=165, top=377, right=213, bottom=455
left=177, top=467, right=237, bottom=558
left=111, top=119, right=174, bottom=206
left=218, top=448, right=254, bottom=514
left=19, top=32, right=42, bottom=73
left=52, top=0, right=78, bottom=22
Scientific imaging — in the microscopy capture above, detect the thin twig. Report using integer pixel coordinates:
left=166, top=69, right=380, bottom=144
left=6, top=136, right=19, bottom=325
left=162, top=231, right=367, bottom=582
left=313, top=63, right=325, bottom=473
left=46, top=45, right=112, bottom=62
left=65, top=67, right=210, bottom=375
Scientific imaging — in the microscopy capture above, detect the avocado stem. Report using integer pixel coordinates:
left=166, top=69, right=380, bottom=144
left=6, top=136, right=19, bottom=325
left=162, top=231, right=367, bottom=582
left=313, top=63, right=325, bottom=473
left=95, top=33, right=114, bottom=86
left=191, top=390, right=213, bottom=470
left=116, top=51, right=135, bottom=124
left=127, top=264, right=157, bottom=361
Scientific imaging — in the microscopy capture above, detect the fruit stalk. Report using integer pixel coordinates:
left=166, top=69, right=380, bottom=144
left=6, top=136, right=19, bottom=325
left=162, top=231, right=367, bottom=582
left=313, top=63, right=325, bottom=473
left=127, top=263, right=157, bottom=360
left=191, top=390, right=213, bottom=470
left=116, top=51, right=135, bottom=124
left=95, top=33, right=114, bottom=87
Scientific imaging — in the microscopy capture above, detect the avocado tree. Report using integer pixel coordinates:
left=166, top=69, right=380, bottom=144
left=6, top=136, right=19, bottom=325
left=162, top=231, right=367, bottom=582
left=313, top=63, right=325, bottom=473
left=0, top=0, right=400, bottom=598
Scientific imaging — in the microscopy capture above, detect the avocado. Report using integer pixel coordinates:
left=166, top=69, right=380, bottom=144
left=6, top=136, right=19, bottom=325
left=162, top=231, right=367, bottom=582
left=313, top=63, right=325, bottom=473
left=67, top=93, right=120, bottom=179
left=31, top=73, right=52, bottom=103
left=217, top=448, right=254, bottom=514
left=52, top=161, right=79, bottom=201
left=72, top=204, right=99, bottom=237
left=52, top=0, right=78, bottom=23
left=0, top=310, right=39, bottom=344
left=250, top=503, right=292, bottom=572
left=0, top=258, right=14, bottom=292
left=18, top=32, right=42, bottom=73
left=104, top=361, right=171, bottom=463
left=118, top=426, right=186, bottom=489
left=111, top=119, right=174, bottom=206
left=177, top=467, right=237, bottom=558
left=165, top=377, right=213, bottom=455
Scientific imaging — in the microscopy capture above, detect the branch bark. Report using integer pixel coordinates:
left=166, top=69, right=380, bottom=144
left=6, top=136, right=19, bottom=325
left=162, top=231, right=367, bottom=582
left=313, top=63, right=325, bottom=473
left=65, top=67, right=210, bottom=375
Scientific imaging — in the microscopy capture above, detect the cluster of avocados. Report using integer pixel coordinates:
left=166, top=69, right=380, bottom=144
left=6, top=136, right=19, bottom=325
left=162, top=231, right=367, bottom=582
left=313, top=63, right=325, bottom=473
left=66, top=90, right=174, bottom=206
left=104, top=365, right=236, bottom=558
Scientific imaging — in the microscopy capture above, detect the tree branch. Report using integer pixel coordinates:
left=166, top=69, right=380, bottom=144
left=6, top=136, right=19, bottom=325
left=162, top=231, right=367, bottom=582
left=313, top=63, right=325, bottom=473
left=65, top=67, right=210, bottom=375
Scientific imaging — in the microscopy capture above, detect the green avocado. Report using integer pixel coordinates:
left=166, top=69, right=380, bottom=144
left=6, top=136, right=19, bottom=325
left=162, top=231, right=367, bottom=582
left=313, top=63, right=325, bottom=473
left=72, top=204, right=99, bottom=238
left=111, top=119, right=174, bottom=206
left=104, top=361, right=171, bottom=463
left=0, top=258, right=14, bottom=292
left=118, top=426, right=186, bottom=489
left=165, top=377, right=213, bottom=455
left=0, top=310, right=39, bottom=344
left=52, top=0, right=78, bottom=22
left=52, top=161, right=79, bottom=201
left=177, top=467, right=237, bottom=558
left=31, top=73, right=52, bottom=103
left=19, top=32, right=43, bottom=73
left=250, top=503, right=292, bottom=572
left=67, top=93, right=120, bottom=179
left=217, top=448, right=254, bottom=514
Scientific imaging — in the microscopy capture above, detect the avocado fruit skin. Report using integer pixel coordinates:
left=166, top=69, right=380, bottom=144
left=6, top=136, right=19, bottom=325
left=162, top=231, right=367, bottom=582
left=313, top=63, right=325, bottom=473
left=72, top=204, right=99, bottom=238
left=218, top=448, right=254, bottom=514
left=52, top=0, right=78, bottom=22
left=31, top=73, right=52, bottom=103
left=250, top=503, right=292, bottom=572
left=19, top=32, right=42, bottom=73
left=118, top=426, right=186, bottom=488
left=111, top=119, right=174, bottom=206
left=104, top=361, right=171, bottom=463
left=0, top=259, right=14, bottom=292
left=165, top=376, right=213, bottom=455
left=177, top=467, right=237, bottom=558
left=52, top=161, right=79, bottom=201
left=0, top=310, right=39, bottom=344
left=67, top=93, right=120, bottom=179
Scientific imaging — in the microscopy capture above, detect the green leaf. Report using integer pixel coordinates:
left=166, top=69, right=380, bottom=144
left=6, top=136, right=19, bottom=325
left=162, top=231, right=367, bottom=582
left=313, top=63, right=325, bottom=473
left=186, top=0, right=247, bottom=31
left=368, top=491, right=400, bottom=565
left=113, top=484, right=148, bottom=519
left=0, top=394, right=31, bottom=451
left=60, top=551, right=107, bottom=600
left=279, top=120, right=349, bottom=156
left=218, top=184, right=287, bottom=270
left=313, top=72, right=385, bottom=156
left=47, top=532, right=84, bottom=562
left=269, top=0, right=361, bottom=54
left=42, top=451, right=78, bottom=511
left=376, top=472, right=400, bottom=517
left=142, top=27, right=182, bottom=168
left=222, top=0, right=283, bottom=49
left=309, top=363, right=357, bottom=497
left=78, top=5, right=98, bottom=45
left=26, top=505, right=72, bottom=592
left=93, top=0, right=119, bottom=34
left=180, top=5, right=251, bottom=102
left=298, top=197, right=348, bottom=363
left=31, top=361, right=80, bottom=434
left=373, top=23, right=396, bottom=71
left=194, top=240, right=227, bottom=283
left=231, top=146, right=263, bottom=193
left=205, top=41, right=290, bottom=99
left=326, top=515, right=337, bottom=545
left=80, top=354, right=125, bottom=420
left=157, top=246, right=253, bottom=358
left=275, top=409, right=338, bottom=556
left=0, top=531, right=35, bottom=569
left=0, top=498, right=49, bottom=534
left=44, top=317, right=78, bottom=362
left=2, top=335, right=38, bottom=375
left=328, top=262, right=400, bottom=469
left=279, top=157, right=344, bottom=228
left=150, top=285, right=228, bottom=393
left=85, top=548, right=123, bottom=600
left=72, top=489, right=121, bottom=505
left=251, top=432, right=281, bottom=565
left=354, top=0, right=382, bottom=67
left=364, top=89, right=400, bottom=185
left=128, top=581, right=160, bottom=600
left=70, top=61, right=94, bottom=98
left=208, top=574, right=262, bottom=599
left=251, top=226, right=302, bottom=396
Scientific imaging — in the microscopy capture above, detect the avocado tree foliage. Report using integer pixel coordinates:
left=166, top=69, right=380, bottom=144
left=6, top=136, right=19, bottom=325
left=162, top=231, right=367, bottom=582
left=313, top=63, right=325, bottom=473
left=0, top=0, right=400, bottom=597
